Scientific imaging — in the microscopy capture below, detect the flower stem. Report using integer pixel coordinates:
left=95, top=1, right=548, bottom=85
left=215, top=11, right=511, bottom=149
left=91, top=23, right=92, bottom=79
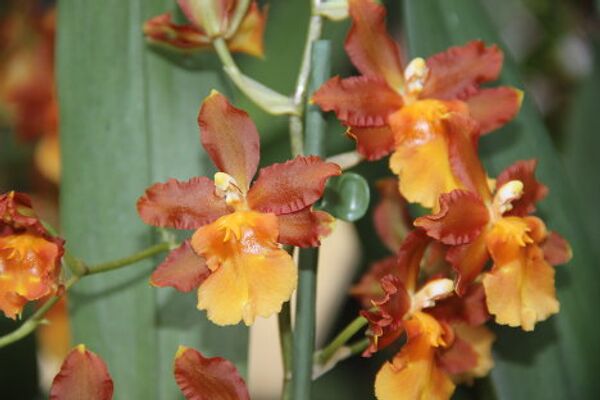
left=289, top=13, right=323, bottom=157
left=292, top=248, right=320, bottom=399
left=278, top=300, right=294, bottom=400
left=0, top=242, right=172, bottom=349
left=317, top=315, right=368, bottom=365
left=312, top=336, right=370, bottom=380
left=212, top=38, right=297, bottom=115
left=85, top=242, right=171, bottom=276
left=347, top=337, right=370, bottom=356
left=291, top=38, right=330, bottom=400
left=326, top=150, right=363, bottom=170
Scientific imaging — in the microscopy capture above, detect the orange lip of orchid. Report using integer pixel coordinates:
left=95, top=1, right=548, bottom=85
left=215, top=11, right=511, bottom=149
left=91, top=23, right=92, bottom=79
left=415, top=157, right=572, bottom=331
left=0, top=191, right=64, bottom=319
left=137, top=91, right=341, bottom=326
left=143, top=0, right=267, bottom=58
left=311, top=0, right=523, bottom=209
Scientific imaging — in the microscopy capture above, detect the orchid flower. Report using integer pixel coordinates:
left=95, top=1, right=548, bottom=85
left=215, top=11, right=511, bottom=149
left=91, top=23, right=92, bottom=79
left=137, top=91, right=340, bottom=326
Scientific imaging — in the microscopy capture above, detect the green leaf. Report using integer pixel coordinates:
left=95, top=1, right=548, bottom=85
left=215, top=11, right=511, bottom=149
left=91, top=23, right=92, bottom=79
left=562, top=41, right=600, bottom=247
left=58, top=1, right=247, bottom=398
left=403, top=1, right=600, bottom=398
left=318, top=173, right=370, bottom=222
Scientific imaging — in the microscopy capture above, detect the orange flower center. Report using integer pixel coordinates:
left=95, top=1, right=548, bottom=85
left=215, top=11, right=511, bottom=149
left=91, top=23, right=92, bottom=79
left=0, top=232, right=59, bottom=300
left=190, top=210, right=297, bottom=326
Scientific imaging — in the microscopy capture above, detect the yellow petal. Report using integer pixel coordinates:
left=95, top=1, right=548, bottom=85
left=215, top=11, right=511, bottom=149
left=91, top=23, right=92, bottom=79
left=191, top=210, right=297, bottom=326
left=484, top=218, right=559, bottom=331
left=375, top=312, right=455, bottom=400
left=388, top=100, right=464, bottom=209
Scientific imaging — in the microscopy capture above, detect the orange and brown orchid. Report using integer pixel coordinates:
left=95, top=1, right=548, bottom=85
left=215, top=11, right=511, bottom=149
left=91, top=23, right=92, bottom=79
left=414, top=121, right=572, bottom=330
left=312, top=0, right=522, bottom=209
left=143, top=0, right=267, bottom=58
left=356, top=230, right=494, bottom=400
left=137, top=91, right=340, bottom=326
left=0, top=191, right=64, bottom=319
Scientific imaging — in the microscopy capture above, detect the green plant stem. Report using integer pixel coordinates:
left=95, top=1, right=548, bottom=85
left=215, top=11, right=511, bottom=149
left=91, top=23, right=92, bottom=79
left=288, top=13, right=323, bottom=157
left=346, top=337, right=369, bottom=356
left=317, top=315, right=368, bottom=365
left=291, top=39, right=330, bottom=400
left=312, top=337, right=370, bottom=381
left=0, top=242, right=172, bottom=349
left=212, top=38, right=296, bottom=115
left=85, top=242, right=171, bottom=276
left=292, top=248, right=320, bottom=399
left=278, top=301, right=294, bottom=400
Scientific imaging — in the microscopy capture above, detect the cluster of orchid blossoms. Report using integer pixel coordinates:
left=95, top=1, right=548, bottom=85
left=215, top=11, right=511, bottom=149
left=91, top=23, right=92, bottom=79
left=0, top=0, right=574, bottom=399
left=311, top=0, right=572, bottom=399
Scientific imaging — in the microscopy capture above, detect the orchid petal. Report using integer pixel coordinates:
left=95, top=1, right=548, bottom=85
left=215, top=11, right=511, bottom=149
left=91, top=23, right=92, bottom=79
left=362, top=274, right=411, bottom=356
left=143, top=13, right=210, bottom=50
left=373, top=178, right=412, bottom=252
left=445, top=113, right=491, bottom=200
left=198, top=91, right=260, bottom=191
left=375, top=312, right=455, bottom=400
left=483, top=217, right=559, bottom=331
left=542, top=231, right=572, bottom=266
left=345, top=0, right=405, bottom=89
left=137, top=177, right=228, bottom=230
left=150, top=241, right=210, bottom=292
left=247, top=156, right=341, bottom=215
left=227, top=1, right=267, bottom=57
left=466, top=87, right=523, bottom=134
left=312, top=76, right=403, bottom=127
left=350, top=256, right=398, bottom=308
left=49, top=345, right=114, bottom=400
left=429, top=283, right=490, bottom=326
left=422, top=40, right=502, bottom=100
left=276, top=208, right=334, bottom=248
left=388, top=100, right=465, bottom=209
left=173, top=346, right=250, bottom=400
left=415, top=190, right=489, bottom=246
left=446, top=234, right=490, bottom=295
left=347, top=125, right=395, bottom=161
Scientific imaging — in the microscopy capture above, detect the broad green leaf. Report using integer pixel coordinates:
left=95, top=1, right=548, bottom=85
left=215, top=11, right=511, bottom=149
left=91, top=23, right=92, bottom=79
left=318, top=173, right=370, bottom=222
left=403, top=1, right=600, bottom=398
left=58, top=1, right=247, bottom=398
left=562, top=41, right=600, bottom=247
